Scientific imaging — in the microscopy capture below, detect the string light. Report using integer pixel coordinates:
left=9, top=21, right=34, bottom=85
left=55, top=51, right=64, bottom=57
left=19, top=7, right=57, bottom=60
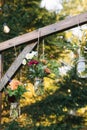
left=3, top=23, right=10, bottom=33
left=76, top=18, right=87, bottom=78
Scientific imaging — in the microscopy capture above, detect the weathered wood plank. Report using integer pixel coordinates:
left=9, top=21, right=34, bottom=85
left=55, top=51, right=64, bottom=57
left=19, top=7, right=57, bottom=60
left=0, top=54, right=3, bottom=78
left=0, top=12, right=87, bottom=51
left=0, top=54, right=3, bottom=123
left=0, top=42, right=37, bottom=91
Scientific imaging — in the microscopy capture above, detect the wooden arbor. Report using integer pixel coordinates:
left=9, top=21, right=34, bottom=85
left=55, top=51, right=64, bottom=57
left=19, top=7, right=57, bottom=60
left=0, top=12, right=87, bottom=122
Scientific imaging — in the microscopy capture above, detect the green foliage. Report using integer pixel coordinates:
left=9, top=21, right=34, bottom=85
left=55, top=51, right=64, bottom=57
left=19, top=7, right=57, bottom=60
left=4, top=121, right=27, bottom=130
left=28, top=61, right=47, bottom=80
left=1, top=67, right=87, bottom=130
left=0, top=0, right=57, bottom=74
left=0, top=0, right=56, bottom=42
left=6, top=84, right=26, bottom=101
left=26, top=58, right=59, bottom=83
left=48, top=59, right=60, bottom=78
left=60, top=67, right=87, bottom=109
left=1, top=0, right=87, bottom=130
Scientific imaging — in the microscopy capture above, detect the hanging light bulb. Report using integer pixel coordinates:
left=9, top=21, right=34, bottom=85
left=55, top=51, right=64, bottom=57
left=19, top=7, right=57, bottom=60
left=68, top=109, right=76, bottom=116
left=0, top=7, right=2, bottom=11
left=3, top=23, right=10, bottom=33
left=77, top=56, right=87, bottom=78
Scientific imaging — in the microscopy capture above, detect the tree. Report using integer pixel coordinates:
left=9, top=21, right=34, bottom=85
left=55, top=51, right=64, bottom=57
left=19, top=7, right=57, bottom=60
left=1, top=1, right=87, bottom=129
left=0, top=0, right=57, bottom=72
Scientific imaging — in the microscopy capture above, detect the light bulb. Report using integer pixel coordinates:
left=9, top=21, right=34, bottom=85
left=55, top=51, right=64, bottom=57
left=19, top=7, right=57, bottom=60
left=3, top=23, right=10, bottom=33
left=68, top=109, right=76, bottom=116
left=77, top=56, right=87, bottom=78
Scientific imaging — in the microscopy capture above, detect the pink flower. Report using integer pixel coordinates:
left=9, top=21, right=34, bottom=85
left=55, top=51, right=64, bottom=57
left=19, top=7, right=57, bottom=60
left=8, top=79, right=22, bottom=90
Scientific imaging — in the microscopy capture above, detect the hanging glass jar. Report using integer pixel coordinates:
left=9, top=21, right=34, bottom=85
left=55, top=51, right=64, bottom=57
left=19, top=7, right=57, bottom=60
left=7, top=95, right=21, bottom=120
left=34, top=77, right=44, bottom=95
left=10, top=102, right=21, bottom=120
left=77, top=56, right=87, bottom=78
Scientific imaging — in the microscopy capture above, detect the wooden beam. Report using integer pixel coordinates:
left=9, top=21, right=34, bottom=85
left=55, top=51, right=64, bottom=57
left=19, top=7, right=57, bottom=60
left=0, top=42, right=37, bottom=91
left=0, top=92, right=2, bottom=124
left=0, top=12, right=87, bottom=51
left=0, top=53, right=3, bottom=124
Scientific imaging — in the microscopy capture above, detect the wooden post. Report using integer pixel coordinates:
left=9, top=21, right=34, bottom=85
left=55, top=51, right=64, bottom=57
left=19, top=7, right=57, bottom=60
left=0, top=12, right=87, bottom=51
left=0, top=53, right=3, bottom=124
left=0, top=0, right=5, bottom=7
left=0, top=42, right=37, bottom=91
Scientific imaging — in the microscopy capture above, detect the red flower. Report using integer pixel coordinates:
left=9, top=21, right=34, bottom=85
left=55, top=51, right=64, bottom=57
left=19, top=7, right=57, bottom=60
left=28, top=60, right=39, bottom=66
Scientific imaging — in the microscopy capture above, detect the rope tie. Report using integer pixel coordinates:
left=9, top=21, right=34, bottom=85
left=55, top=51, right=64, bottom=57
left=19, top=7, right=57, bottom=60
left=42, top=39, right=45, bottom=60
left=37, top=29, right=41, bottom=59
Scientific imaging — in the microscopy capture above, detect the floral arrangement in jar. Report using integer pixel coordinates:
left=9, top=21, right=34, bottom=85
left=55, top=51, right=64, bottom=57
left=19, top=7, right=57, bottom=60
left=22, top=51, right=51, bottom=84
left=6, top=79, right=27, bottom=119
left=6, top=79, right=26, bottom=102
left=22, top=51, right=59, bottom=95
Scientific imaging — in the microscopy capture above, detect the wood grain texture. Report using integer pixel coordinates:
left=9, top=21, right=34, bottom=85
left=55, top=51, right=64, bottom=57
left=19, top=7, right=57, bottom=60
left=0, top=12, right=87, bottom=51
left=0, top=42, right=37, bottom=91
left=0, top=54, right=3, bottom=123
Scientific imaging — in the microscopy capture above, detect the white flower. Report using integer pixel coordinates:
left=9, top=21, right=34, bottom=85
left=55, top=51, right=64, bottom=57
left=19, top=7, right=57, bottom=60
left=25, top=51, right=38, bottom=60
left=25, top=53, right=33, bottom=60
left=22, top=59, right=27, bottom=65
left=31, top=51, right=38, bottom=57
left=43, top=65, right=47, bottom=69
